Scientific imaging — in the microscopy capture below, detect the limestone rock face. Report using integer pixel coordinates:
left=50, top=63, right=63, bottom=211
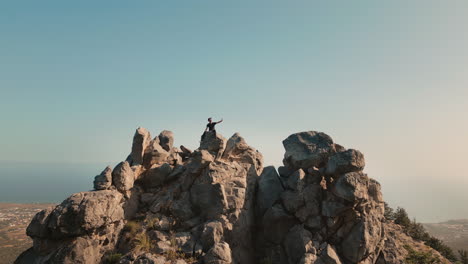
left=204, top=242, right=232, bottom=264
left=143, top=137, right=169, bottom=168
left=222, top=133, right=263, bottom=174
left=18, top=190, right=125, bottom=264
left=200, top=131, right=226, bottom=156
left=255, top=130, right=448, bottom=264
left=112, top=161, right=135, bottom=192
left=325, top=149, right=365, bottom=176
left=130, top=127, right=152, bottom=166
left=186, top=149, right=213, bottom=174
left=180, top=145, right=192, bottom=161
left=158, top=130, right=174, bottom=151
left=256, top=166, right=284, bottom=217
left=17, top=128, right=450, bottom=264
left=282, top=131, right=335, bottom=170
left=283, top=225, right=314, bottom=264
left=143, top=163, right=173, bottom=188
left=27, top=190, right=124, bottom=239
left=333, top=171, right=370, bottom=202
left=93, top=166, right=112, bottom=190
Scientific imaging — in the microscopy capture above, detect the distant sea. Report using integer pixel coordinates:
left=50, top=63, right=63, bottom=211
left=0, top=161, right=114, bottom=203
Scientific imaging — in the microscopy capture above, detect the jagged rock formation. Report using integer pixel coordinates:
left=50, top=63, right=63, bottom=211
left=15, top=129, right=449, bottom=264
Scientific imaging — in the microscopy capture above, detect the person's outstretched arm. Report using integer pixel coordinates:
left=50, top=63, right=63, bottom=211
left=216, top=118, right=223, bottom=124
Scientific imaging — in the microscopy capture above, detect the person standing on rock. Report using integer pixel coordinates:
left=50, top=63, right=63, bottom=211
left=202, top=117, right=223, bottom=140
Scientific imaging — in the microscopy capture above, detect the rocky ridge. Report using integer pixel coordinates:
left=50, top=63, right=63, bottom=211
left=15, top=129, right=449, bottom=264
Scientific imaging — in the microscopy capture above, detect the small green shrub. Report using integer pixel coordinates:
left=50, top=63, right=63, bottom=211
left=146, top=217, right=159, bottom=230
left=384, top=202, right=396, bottom=221
left=404, top=245, right=440, bottom=264
left=165, top=248, right=178, bottom=261
left=170, top=234, right=177, bottom=248
left=459, top=249, right=468, bottom=264
left=103, top=253, right=123, bottom=264
left=124, top=221, right=140, bottom=235
left=394, top=207, right=411, bottom=228
left=162, top=232, right=198, bottom=263
left=387, top=204, right=457, bottom=262
left=134, top=232, right=152, bottom=252
left=259, top=256, right=273, bottom=264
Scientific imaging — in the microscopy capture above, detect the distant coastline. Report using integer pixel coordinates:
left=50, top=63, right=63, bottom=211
left=0, top=161, right=113, bottom=203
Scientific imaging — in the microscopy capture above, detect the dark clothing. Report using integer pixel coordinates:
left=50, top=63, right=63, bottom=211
left=201, top=130, right=216, bottom=141
left=206, top=122, right=217, bottom=131
left=201, top=122, right=218, bottom=141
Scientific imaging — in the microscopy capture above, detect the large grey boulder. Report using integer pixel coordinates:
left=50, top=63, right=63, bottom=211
left=27, top=190, right=124, bottom=239
left=168, top=191, right=195, bottom=222
left=222, top=133, right=263, bottom=173
left=144, top=163, right=172, bottom=187
left=166, top=164, right=185, bottom=182
left=321, top=201, right=348, bottom=217
left=143, top=137, right=170, bottom=168
left=112, top=161, right=135, bottom=192
left=283, top=225, right=314, bottom=264
left=333, top=172, right=369, bottom=202
left=167, top=146, right=182, bottom=165
left=368, top=178, right=384, bottom=203
left=262, top=204, right=298, bottom=244
left=44, top=237, right=101, bottom=264
left=222, top=133, right=250, bottom=159
left=283, top=131, right=335, bottom=170
left=93, top=166, right=112, bottom=190
left=25, top=207, right=54, bottom=238
left=281, top=190, right=304, bottom=213
left=304, top=216, right=322, bottom=230
left=190, top=182, right=228, bottom=219
left=287, top=169, right=306, bottom=191
left=158, top=130, right=174, bottom=151
left=17, top=220, right=124, bottom=264
left=340, top=216, right=383, bottom=263
left=302, top=184, right=322, bottom=216
left=185, top=150, right=214, bottom=174
left=130, top=127, right=151, bottom=166
left=256, top=166, right=284, bottom=217
left=325, top=149, right=365, bottom=175
left=200, top=131, right=226, bottom=155
left=201, top=221, right=224, bottom=251
left=204, top=242, right=232, bottom=264
left=278, top=165, right=294, bottom=178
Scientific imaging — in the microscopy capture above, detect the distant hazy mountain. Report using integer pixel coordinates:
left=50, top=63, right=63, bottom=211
left=424, top=219, right=468, bottom=251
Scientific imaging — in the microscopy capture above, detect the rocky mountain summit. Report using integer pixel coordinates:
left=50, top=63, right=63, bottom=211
left=15, top=129, right=449, bottom=264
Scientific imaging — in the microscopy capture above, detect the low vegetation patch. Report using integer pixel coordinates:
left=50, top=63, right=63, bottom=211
left=146, top=217, right=159, bottom=230
left=134, top=232, right=152, bottom=252
left=385, top=203, right=457, bottom=262
left=404, top=245, right=440, bottom=264
left=124, top=221, right=141, bottom=235
left=102, top=252, right=123, bottom=264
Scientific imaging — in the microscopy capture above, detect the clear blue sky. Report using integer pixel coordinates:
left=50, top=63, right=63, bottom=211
left=1, top=1, right=467, bottom=222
